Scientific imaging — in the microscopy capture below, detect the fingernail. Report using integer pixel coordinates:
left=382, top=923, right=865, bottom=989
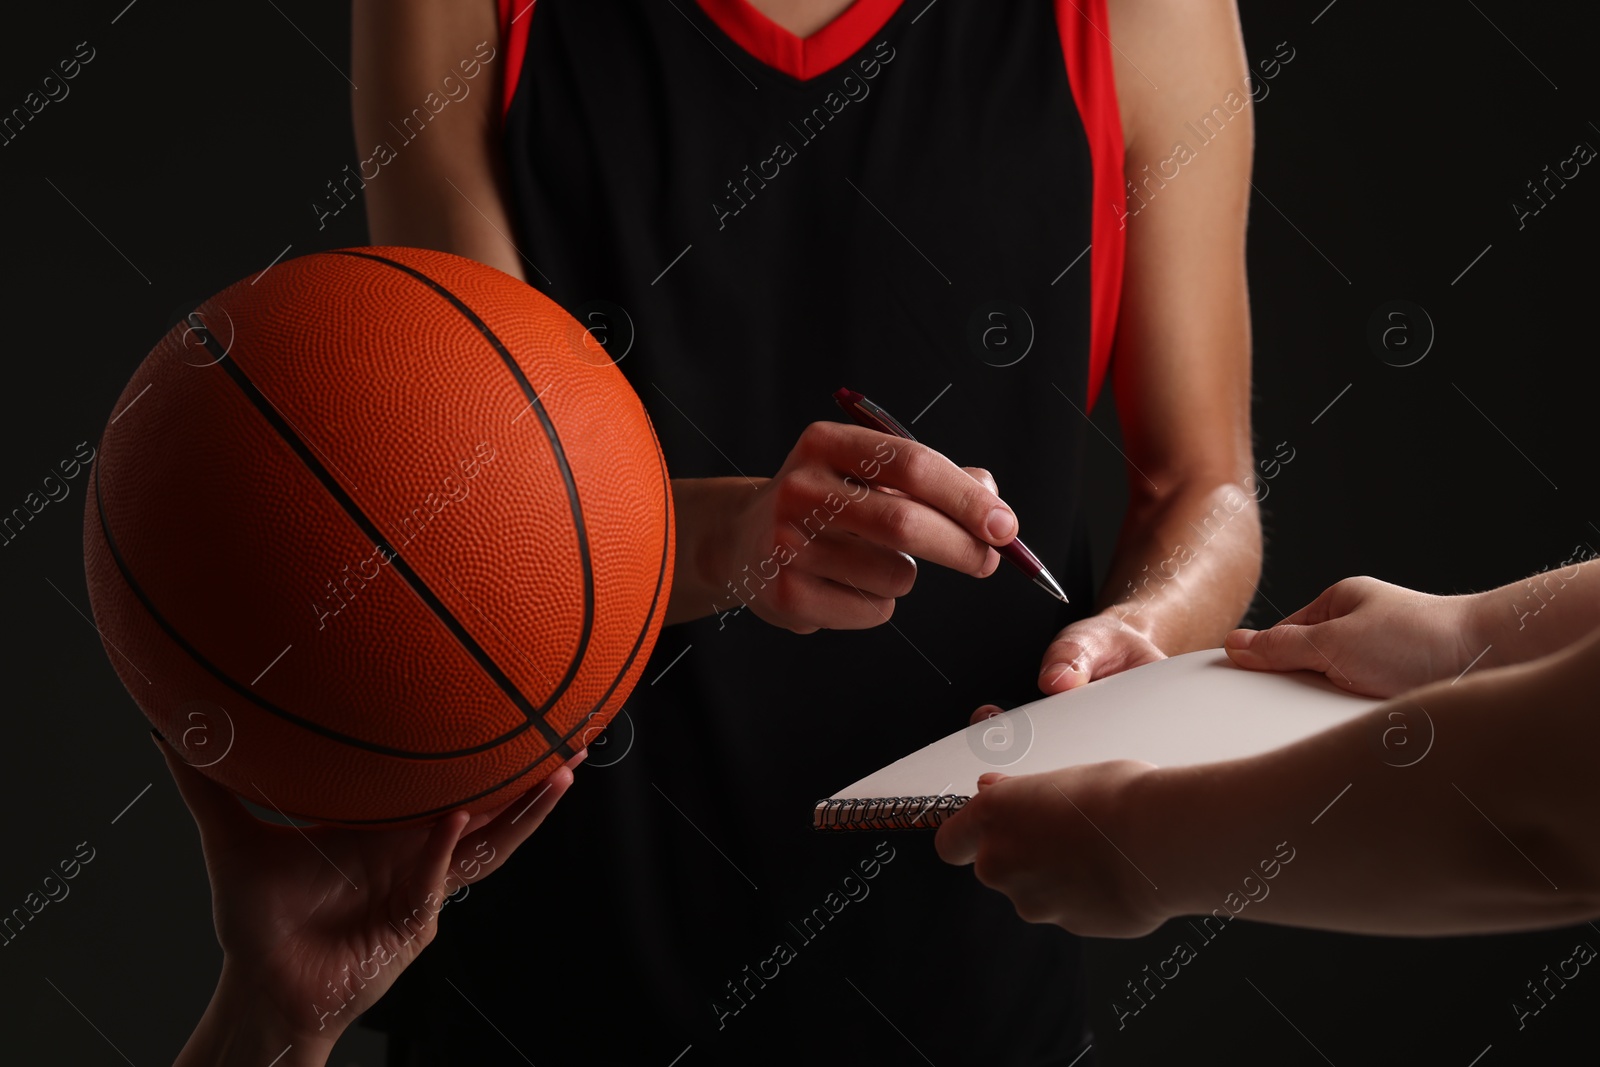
left=1226, top=629, right=1258, bottom=650
left=1039, top=661, right=1078, bottom=688
left=985, top=507, right=1017, bottom=542
left=976, top=773, right=1008, bottom=789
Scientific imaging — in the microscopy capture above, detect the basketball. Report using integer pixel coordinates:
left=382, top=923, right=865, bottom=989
left=83, top=247, right=674, bottom=828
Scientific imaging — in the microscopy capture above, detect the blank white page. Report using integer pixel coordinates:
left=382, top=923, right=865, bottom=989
left=824, top=649, right=1382, bottom=811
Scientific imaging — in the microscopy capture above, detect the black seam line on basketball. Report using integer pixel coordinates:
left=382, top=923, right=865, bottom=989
left=194, top=325, right=570, bottom=756
left=555, top=421, right=674, bottom=750
left=325, top=248, right=597, bottom=718
left=91, top=460, right=542, bottom=761
left=287, top=415, right=677, bottom=823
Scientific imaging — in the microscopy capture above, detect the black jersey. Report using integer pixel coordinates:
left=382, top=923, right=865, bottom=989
left=371, top=1, right=1126, bottom=1063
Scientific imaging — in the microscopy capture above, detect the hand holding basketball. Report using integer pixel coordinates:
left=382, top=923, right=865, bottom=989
left=163, top=733, right=579, bottom=1065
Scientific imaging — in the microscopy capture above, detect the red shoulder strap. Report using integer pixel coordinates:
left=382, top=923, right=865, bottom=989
left=497, top=0, right=535, bottom=118
left=1053, top=0, right=1127, bottom=410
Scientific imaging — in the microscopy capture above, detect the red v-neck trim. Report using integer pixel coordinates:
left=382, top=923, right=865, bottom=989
left=693, top=0, right=905, bottom=81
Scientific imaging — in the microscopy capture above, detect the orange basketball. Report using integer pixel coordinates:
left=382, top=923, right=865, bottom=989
left=83, top=247, right=673, bottom=827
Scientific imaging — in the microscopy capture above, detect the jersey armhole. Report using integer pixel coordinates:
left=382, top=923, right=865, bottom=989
left=1053, top=0, right=1127, bottom=412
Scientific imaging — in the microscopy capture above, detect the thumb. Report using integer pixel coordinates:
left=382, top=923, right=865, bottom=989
left=152, top=732, right=259, bottom=852
left=1038, top=637, right=1097, bottom=694
left=1225, top=622, right=1335, bottom=675
left=934, top=795, right=983, bottom=866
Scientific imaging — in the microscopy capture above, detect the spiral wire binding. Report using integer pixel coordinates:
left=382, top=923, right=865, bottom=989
left=812, top=794, right=970, bottom=830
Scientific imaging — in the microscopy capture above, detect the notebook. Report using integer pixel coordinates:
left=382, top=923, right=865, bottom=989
left=813, top=648, right=1384, bottom=830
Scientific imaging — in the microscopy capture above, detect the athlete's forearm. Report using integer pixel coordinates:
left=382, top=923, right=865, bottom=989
left=1133, top=632, right=1600, bottom=935
left=1097, top=477, right=1262, bottom=654
left=663, top=477, right=767, bottom=626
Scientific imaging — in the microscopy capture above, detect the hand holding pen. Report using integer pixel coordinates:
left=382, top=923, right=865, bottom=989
left=833, top=388, right=1068, bottom=603
left=689, top=401, right=1049, bottom=634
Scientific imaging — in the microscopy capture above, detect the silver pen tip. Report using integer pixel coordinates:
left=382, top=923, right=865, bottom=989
left=1033, top=569, right=1069, bottom=603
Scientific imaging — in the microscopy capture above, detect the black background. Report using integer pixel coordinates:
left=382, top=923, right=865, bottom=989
left=1, top=1, right=1595, bottom=1064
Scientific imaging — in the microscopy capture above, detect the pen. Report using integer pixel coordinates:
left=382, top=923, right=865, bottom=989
left=832, top=387, right=1069, bottom=604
